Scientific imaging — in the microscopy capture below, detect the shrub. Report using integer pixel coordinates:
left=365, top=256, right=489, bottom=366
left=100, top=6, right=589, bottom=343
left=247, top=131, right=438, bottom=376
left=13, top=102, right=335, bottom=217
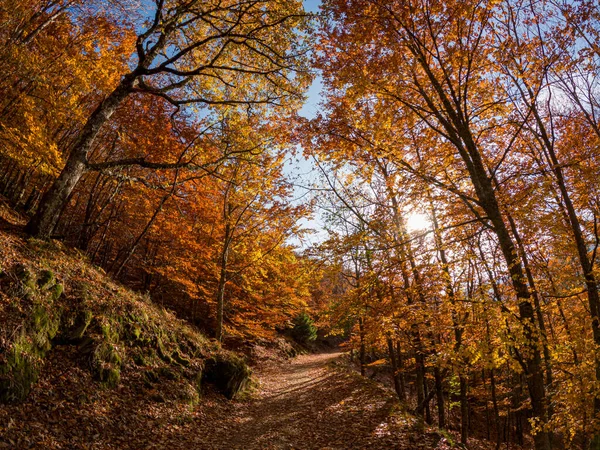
left=291, top=312, right=317, bottom=344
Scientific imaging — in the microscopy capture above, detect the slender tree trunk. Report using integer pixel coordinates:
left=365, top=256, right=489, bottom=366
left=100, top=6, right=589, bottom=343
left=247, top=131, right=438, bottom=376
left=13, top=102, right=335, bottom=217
left=489, top=370, right=501, bottom=449
left=216, top=220, right=232, bottom=342
left=359, top=317, right=366, bottom=377
left=415, top=349, right=425, bottom=419
left=484, top=371, right=491, bottom=440
left=434, top=366, right=445, bottom=429
left=388, top=337, right=404, bottom=401
left=513, top=373, right=525, bottom=446
left=396, top=341, right=406, bottom=399
left=114, top=189, right=172, bottom=278
left=460, top=375, right=469, bottom=444
left=423, top=371, right=432, bottom=425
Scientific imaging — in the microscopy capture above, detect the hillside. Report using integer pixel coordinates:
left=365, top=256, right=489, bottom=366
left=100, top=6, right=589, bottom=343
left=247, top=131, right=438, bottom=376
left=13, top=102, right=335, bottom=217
left=0, top=201, right=250, bottom=448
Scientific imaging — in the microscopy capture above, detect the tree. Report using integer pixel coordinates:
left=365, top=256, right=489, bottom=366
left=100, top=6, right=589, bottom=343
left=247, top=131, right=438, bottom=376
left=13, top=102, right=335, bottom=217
left=25, top=0, right=311, bottom=239
left=314, top=1, right=554, bottom=447
left=291, top=311, right=317, bottom=344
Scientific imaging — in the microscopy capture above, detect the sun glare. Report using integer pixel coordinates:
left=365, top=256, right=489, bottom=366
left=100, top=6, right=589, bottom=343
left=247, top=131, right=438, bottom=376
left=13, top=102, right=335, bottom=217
left=406, top=212, right=431, bottom=232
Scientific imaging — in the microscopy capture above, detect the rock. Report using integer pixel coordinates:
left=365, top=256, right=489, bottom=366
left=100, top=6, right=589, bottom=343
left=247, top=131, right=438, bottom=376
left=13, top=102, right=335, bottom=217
left=202, top=354, right=251, bottom=399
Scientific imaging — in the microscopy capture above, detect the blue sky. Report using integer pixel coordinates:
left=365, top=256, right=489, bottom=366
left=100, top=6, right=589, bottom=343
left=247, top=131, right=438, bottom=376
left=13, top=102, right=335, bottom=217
left=285, top=1, right=327, bottom=250
left=304, top=0, right=321, bottom=13
left=300, top=0, right=323, bottom=120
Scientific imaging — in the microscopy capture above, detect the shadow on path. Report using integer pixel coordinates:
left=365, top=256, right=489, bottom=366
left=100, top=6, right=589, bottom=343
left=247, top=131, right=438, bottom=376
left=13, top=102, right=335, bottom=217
left=191, top=352, right=440, bottom=450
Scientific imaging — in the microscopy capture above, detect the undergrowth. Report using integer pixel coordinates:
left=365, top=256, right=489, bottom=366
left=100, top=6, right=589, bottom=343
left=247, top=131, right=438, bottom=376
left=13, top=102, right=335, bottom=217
left=0, top=232, right=251, bottom=404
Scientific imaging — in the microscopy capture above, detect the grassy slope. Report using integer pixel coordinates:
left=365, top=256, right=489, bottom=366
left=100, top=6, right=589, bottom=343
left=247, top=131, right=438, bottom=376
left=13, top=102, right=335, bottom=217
left=0, top=200, right=250, bottom=449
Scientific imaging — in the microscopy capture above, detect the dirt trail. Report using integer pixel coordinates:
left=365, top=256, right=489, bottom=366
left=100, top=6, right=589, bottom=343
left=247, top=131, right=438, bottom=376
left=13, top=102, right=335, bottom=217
left=192, top=352, right=439, bottom=450
left=0, top=348, right=441, bottom=449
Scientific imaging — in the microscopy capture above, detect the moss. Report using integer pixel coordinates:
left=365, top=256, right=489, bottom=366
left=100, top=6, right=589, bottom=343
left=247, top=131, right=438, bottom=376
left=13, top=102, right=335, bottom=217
left=0, top=334, right=40, bottom=403
left=31, top=304, right=60, bottom=352
left=101, top=321, right=119, bottom=343
left=145, top=347, right=158, bottom=362
left=76, top=281, right=93, bottom=302
left=172, top=350, right=190, bottom=367
left=37, top=270, right=55, bottom=290
left=156, top=337, right=173, bottom=364
left=120, top=312, right=151, bottom=344
left=15, top=264, right=36, bottom=298
left=194, top=371, right=203, bottom=397
left=158, top=366, right=179, bottom=381
left=98, top=365, right=120, bottom=388
left=49, top=283, right=63, bottom=301
left=132, top=352, right=146, bottom=366
left=178, top=381, right=200, bottom=406
left=203, top=353, right=252, bottom=399
left=69, top=310, right=93, bottom=341
left=0, top=278, right=63, bottom=404
left=132, top=326, right=142, bottom=340
left=92, top=340, right=122, bottom=388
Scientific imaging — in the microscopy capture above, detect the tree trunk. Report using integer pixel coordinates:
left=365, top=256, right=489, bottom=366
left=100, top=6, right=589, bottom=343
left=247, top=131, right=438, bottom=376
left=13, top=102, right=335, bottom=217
left=25, top=75, right=134, bottom=239
left=434, top=366, right=445, bottom=429
left=396, top=341, right=406, bottom=400
left=216, top=220, right=232, bottom=342
left=114, top=189, right=172, bottom=278
left=423, top=370, right=432, bottom=425
left=460, top=374, right=469, bottom=444
left=458, top=131, right=550, bottom=450
left=388, top=337, right=404, bottom=401
left=359, top=317, right=366, bottom=377
left=415, top=349, right=425, bottom=419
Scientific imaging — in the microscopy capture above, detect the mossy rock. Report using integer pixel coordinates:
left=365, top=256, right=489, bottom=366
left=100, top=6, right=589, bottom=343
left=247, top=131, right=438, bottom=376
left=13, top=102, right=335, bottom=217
left=0, top=337, right=40, bottom=403
left=71, top=310, right=93, bottom=340
left=31, top=304, right=61, bottom=352
left=172, top=350, right=190, bottom=367
left=49, top=283, right=63, bottom=301
left=155, top=337, right=173, bottom=364
left=177, top=381, right=200, bottom=406
left=132, top=351, right=147, bottom=367
left=100, top=321, right=120, bottom=343
left=37, top=270, right=55, bottom=290
left=0, top=294, right=62, bottom=403
left=158, top=366, right=179, bottom=381
left=15, top=264, right=36, bottom=298
left=55, top=309, right=93, bottom=345
left=91, top=341, right=122, bottom=388
left=194, top=370, right=203, bottom=395
left=97, top=364, right=120, bottom=388
left=203, top=354, right=251, bottom=399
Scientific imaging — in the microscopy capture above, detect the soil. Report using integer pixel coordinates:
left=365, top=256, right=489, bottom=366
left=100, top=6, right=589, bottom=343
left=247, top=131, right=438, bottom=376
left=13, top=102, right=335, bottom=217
left=192, top=351, right=440, bottom=450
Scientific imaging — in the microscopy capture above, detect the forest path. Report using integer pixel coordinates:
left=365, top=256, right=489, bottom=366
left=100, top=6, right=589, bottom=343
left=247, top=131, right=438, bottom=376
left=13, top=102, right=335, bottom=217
left=192, top=351, right=440, bottom=450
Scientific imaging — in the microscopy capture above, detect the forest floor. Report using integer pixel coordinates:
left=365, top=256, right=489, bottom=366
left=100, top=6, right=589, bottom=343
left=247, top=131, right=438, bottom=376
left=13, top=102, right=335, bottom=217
left=0, top=343, right=481, bottom=450
left=0, top=197, right=441, bottom=450
left=192, top=351, right=442, bottom=450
